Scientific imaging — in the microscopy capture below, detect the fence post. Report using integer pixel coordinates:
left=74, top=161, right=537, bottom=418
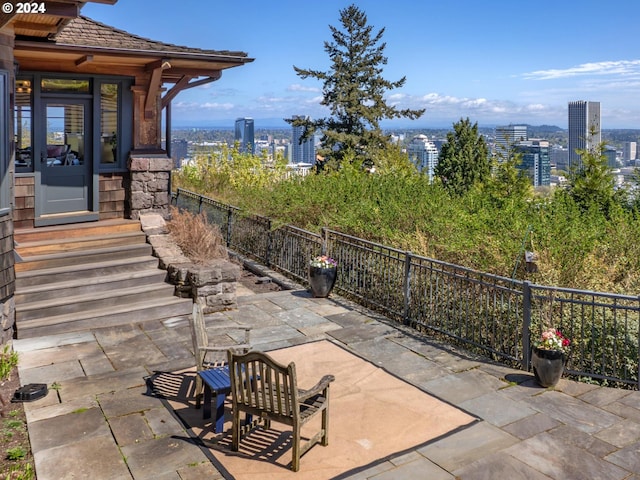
left=637, top=296, right=640, bottom=390
left=225, top=207, right=233, bottom=247
left=265, top=218, right=272, bottom=267
left=403, top=252, right=412, bottom=326
left=321, top=228, right=327, bottom=256
left=522, top=281, right=532, bottom=371
left=198, top=195, right=204, bottom=214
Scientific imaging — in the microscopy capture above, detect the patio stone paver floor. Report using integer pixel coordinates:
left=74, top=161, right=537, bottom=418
left=14, top=282, right=640, bottom=480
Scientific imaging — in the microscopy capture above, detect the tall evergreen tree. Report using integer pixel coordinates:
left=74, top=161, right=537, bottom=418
left=286, top=4, right=424, bottom=169
left=435, top=118, right=490, bottom=195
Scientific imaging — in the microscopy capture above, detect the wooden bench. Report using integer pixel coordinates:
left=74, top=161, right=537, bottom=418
left=227, top=349, right=335, bottom=472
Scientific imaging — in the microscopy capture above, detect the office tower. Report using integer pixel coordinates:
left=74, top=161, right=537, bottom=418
left=407, top=134, right=439, bottom=180
left=495, top=125, right=527, bottom=159
left=234, top=117, right=254, bottom=154
left=623, top=142, right=637, bottom=165
left=604, top=146, right=617, bottom=169
left=550, top=145, right=568, bottom=171
left=291, top=115, right=315, bottom=164
left=514, top=139, right=550, bottom=187
left=568, top=101, right=600, bottom=170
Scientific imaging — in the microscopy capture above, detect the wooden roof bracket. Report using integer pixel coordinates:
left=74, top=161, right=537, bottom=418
left=144, top=58, right=171, bottom=119
left=161, top=70, right=221, bottom=110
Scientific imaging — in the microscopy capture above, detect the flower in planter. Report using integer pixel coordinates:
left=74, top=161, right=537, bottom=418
left=310, top=255, right=337, bottom=269
left=534, top=327, right=571, bottom=353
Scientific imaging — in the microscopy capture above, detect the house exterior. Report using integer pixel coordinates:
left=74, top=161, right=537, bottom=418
left=0, top=0, right=253, bottom=344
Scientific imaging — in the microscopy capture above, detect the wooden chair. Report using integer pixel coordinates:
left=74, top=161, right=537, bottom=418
left=190, top=301, right=251, bottom=409
left=227, top=349, right=335, bottom=472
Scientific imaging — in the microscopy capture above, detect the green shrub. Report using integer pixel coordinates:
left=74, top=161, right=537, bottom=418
left=173, top=151, right=640, bottom=293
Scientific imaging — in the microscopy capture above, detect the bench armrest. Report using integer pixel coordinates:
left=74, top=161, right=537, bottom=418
left=298, top=374, right=335, bottom=402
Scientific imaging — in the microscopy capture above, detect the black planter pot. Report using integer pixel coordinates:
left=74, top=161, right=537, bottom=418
left=308, top=266, right=337, bottom=298
left=531, top=347, right=567, bottom=387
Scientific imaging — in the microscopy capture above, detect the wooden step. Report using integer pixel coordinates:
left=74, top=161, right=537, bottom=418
left=14, top=219, right=143, bottom=244
left=15, top=231, right=148, bottom=257
left=16, top=297, right=193, bottom=339
left=15, top=256, right=160, bottom=289
left=14, top=269, right=168, bottom=304
left=14, top=243, right=153, bottom=272
left=13, top=218, right=194, bottom=340
left=16, top=283, right=176, bottom=322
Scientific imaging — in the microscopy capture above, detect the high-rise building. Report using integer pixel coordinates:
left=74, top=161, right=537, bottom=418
left=407, top=134, right=439, bottom=180
left=234, top=117, right=254, bottom=154
left=514, top=139, right=550, bottom=187
left=495, top=125, right=527, bottom=159
left=623, top=142, right=637, bottom=165
left=604, top=146, right=618, bottom=169
left=291, top=116, right=315, bottom=164
left=550, top=145, right=569, bottom=171
left=568, top=101, right=600, bottom=170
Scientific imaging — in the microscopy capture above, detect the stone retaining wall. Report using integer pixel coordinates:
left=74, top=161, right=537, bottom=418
left=139, top=213, right=239, bottom=312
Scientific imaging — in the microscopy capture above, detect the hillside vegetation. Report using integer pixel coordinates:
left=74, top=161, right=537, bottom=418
left=172, top=146, right=640, bottom=295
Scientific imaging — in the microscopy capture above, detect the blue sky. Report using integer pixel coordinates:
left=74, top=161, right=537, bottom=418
left=83, top=0, right=640, bottom=129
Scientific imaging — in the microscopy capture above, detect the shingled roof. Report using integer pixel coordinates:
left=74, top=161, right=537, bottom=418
left=53, top=15, right=249, bottom=59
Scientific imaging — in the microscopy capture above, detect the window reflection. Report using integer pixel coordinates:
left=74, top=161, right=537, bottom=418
left=100, top=83, right=118, bottom=164
left=41, top=78, right=90, bottom=93
left=46, top=104, right=84, bottom=167
left=15, top=79, right=32, bottom=171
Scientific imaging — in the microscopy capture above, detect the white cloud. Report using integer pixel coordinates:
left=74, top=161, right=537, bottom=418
left=522, top=60, right=640, bottom=80
left=288, top=83, right=321, bottom=93
left=173, top=101, right=235, bottom=111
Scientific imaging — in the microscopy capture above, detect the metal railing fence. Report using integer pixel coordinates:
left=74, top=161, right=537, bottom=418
left=172, top=188, right=640, bottom=388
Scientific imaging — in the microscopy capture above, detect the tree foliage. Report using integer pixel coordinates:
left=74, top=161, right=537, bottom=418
left=434, top=118, right=490, bottom=195
left=567, top=138, right=619, bottom=217
left=286, top=4, right=424, bottom=169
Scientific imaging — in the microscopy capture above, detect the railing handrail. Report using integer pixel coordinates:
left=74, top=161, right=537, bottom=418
left=172, top=188, right=640, bottom=389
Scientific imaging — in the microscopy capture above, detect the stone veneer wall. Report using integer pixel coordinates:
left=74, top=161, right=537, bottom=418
left=139, top=213, right=240, bottom=313
left=128, top=155, right=173, bottom=220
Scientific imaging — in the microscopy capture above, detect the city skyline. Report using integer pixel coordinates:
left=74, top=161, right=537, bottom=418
left=84, top=1, right=640, bottom=129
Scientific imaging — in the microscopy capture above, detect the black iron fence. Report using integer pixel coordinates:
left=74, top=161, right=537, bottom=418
left=173, top=188, right=640, bottom=388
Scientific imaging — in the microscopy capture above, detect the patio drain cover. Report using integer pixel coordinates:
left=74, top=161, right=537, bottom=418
left=12, top=383, right=48, bottom=402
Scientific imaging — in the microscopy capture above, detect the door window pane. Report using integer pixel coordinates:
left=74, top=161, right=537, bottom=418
left=100, top=83, right=118, bottom=164
left=15, top=79, right=32, bottom=172
left=46, top=104, right=84, bottom=167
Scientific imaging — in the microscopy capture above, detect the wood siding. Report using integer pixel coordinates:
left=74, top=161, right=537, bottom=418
left=99, top=172, right=128, bottom=219
left=13, top=172, right=129, bottom=228
left=0, top=214, right=15, bottom=301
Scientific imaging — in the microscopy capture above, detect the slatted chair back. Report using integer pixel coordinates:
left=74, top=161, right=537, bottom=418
left=190, top=301, right=251, bottom=408
left=227, top=349, right=335, bottom=471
